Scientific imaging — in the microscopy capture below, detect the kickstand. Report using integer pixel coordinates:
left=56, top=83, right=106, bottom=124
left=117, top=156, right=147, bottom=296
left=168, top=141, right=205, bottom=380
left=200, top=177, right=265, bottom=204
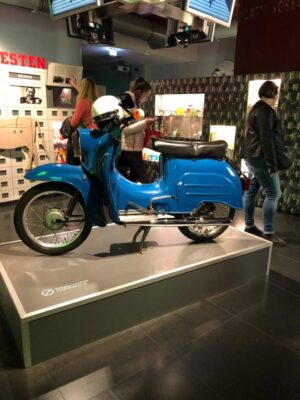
left=132, top=226, right=151, bottom=253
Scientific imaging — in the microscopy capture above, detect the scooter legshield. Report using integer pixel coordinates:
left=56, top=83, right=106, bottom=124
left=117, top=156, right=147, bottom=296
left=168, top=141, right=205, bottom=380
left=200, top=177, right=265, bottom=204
left=25, top=163, right=106, bottom=227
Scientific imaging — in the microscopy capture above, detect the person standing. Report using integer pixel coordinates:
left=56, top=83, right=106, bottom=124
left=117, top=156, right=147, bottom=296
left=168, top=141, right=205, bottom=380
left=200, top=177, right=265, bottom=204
left=67, top=76, right=98, bottom=165
left=242, top=80, right=291, bottom=246
left=118, top=77, right=154, bottom=183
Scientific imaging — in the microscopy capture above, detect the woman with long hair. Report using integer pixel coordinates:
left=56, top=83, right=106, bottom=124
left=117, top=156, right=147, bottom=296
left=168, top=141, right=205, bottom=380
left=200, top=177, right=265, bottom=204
left=67, top=76, right=98, bottom=165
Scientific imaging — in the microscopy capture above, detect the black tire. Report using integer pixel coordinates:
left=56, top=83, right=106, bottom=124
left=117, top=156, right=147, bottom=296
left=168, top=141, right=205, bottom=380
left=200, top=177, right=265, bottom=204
left=179, top=203, right=235, bottom=242
left=14, top=182, right=93, bottom=256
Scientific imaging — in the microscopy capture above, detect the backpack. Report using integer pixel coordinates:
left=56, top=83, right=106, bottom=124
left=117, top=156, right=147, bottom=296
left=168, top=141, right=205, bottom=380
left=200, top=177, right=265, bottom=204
left=60, top=116, right=74, bottom=139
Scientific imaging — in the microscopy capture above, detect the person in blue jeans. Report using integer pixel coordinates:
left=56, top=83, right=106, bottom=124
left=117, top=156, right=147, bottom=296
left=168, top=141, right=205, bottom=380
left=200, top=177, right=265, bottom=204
left=242, top=80, right=290, bottom=246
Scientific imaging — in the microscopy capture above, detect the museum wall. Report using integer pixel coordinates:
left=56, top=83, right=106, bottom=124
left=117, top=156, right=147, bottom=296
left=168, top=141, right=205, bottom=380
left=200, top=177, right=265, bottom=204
left=83, top=64, right=144, bottom=96
left=144, top=38, right=236, bottom=81
left=0, top=4, right=83, bottom=205
left=0, top=4, right=82, bottom=66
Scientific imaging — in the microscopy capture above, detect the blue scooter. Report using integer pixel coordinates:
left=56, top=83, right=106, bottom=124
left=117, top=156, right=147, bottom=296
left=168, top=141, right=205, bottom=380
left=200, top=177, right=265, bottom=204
left=14, top=95, right=245, bottom=255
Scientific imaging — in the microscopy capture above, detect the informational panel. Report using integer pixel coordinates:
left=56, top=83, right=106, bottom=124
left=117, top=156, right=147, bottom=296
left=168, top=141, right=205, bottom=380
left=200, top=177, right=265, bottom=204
left=186, top=0, right=236, bottom=27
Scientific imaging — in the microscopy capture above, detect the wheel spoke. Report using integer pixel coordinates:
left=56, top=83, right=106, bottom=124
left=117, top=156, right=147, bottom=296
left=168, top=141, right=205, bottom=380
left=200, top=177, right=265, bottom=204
left=26, top=223, right=45, bottom=228
left=54, top=232, right=60, bottom=244
left=29, top=206, right=44, bottom=222
left=23, top=189, right=86, bottom=249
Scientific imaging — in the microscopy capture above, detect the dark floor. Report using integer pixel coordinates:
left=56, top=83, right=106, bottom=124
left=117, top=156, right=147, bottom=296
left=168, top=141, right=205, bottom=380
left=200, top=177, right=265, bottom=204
left=0, top=205, right=300, bottom=400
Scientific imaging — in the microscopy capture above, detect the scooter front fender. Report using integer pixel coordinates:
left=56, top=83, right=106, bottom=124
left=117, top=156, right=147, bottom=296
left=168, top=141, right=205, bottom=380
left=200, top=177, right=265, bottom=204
left=25, top=163, right=106, bottom=227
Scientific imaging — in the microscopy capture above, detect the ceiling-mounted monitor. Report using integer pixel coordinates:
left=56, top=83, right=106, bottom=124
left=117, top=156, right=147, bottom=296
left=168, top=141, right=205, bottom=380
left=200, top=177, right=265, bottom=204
left=49, top=0, right=101, bottom=20
left=186, top=0, right=236, bottom=27
left=67, top=13, right=114, bottom=45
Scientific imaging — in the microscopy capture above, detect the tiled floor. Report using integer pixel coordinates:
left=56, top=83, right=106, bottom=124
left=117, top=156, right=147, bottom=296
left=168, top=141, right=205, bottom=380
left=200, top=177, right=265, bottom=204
left=0, top=205, right=300, bottom=400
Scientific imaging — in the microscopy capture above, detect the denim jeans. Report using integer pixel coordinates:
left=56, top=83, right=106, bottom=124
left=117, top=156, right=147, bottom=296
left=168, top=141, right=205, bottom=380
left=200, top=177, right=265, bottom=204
left=243, top=157, right=282, bottom=234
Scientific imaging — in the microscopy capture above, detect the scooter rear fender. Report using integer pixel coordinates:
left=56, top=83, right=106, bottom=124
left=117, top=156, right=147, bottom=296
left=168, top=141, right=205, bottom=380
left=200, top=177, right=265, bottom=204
left=25, top=163, right=106, bottom=227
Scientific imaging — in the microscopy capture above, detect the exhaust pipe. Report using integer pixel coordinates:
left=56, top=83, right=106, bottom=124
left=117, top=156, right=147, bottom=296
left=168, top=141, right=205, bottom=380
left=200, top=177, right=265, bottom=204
left=123, top=217, right=233, bottom=227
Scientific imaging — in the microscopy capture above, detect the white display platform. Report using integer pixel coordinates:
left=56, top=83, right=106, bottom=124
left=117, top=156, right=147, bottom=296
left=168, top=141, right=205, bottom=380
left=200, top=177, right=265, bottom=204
left=0, top=225, right=272, bottom=367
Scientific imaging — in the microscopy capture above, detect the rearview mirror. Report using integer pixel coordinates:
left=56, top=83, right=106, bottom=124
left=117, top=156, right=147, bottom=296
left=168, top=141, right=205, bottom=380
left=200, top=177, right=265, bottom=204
left=118, top=93, right=135, bottom=110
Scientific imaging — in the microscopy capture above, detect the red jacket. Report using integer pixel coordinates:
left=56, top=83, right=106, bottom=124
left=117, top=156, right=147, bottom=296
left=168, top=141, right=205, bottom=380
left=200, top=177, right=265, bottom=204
left=71, top=99, right=96, bottom=130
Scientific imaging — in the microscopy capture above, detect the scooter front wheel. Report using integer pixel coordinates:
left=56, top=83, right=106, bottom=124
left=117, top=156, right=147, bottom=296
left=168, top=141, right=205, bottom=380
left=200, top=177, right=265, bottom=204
left=14, top=182, right=93, bottom=256
left=179, top=203, right=235, bottom=242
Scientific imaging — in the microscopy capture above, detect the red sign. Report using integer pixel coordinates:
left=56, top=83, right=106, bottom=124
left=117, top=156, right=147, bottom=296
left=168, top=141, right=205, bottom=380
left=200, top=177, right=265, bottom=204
left=0, top=51, right=46, bottom=69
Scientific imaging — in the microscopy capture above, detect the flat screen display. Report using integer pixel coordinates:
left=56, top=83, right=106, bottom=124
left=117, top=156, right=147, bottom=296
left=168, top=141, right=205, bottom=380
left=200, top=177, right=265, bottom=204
left=53, top=87, right=75, bottom=108
left=49, top=0, right=100, bottom=19
left=186, top=0, right=236, bottom=27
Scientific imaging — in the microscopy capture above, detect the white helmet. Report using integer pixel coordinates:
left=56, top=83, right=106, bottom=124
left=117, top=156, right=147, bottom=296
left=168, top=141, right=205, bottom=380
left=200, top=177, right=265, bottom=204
left=92, top=95, right=124, bottom=123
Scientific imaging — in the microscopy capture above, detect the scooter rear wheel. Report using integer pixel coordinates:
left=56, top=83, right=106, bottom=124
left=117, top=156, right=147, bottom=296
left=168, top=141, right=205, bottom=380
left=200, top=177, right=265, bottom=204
left=179, top=203, right=235, bottom=241
left=14, top=182, right=92, bottom=256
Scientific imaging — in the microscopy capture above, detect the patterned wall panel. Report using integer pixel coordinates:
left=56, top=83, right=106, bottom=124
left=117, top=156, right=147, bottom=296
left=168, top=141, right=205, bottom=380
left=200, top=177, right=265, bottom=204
left=277, top=71, right=300, bottom=214
left=146, top=71, right=300, bottom=216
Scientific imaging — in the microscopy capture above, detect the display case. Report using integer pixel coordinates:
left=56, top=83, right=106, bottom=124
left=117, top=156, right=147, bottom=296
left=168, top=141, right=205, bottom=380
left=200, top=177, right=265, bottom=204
left=209, top=125, right=236, bottom=159
left=247, top=79, right=282, bottom=115
left=143, top=93, right=205, bottom=181
left=154, top=93, right=205, bottom=139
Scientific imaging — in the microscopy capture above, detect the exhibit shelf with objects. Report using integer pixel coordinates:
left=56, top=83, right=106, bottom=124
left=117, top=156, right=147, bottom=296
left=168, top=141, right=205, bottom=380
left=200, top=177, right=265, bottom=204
left=0, top=62, right=75, bottom=203
left=0, top=225, right=271, bottom=367
left=154, top=93, right=205, bottom=139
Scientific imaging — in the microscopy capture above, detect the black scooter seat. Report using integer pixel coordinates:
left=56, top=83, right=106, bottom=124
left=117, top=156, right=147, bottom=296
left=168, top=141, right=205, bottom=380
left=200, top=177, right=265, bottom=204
left=152, top=139, right=228, bottom=159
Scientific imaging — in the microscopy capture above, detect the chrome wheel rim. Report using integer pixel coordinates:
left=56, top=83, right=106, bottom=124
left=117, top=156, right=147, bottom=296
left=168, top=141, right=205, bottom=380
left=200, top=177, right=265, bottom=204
left=188, top=203, right=231, bottom=237
left=23, top=190, right=86, bottom=249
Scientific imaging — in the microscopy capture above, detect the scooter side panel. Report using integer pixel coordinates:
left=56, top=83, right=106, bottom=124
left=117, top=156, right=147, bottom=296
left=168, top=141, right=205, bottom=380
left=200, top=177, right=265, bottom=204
left=116, top=157, right=243, bottom=214
left=175, top=159, right=243, bottom=212
left=25, top=164, right=106, bottom=227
